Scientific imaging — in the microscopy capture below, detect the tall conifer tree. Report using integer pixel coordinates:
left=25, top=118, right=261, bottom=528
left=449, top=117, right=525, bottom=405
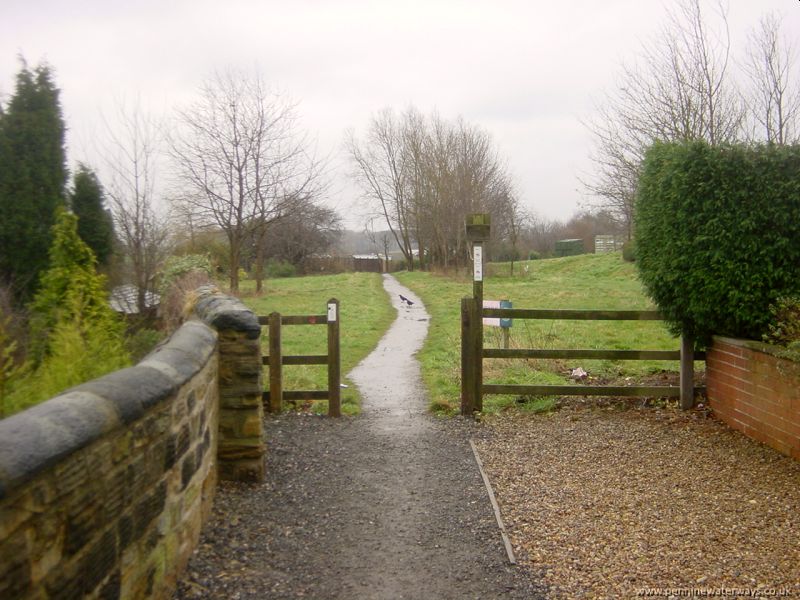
left=0, top=60, right=67, bottom=301
left=71, top=164, right=114, bottom=266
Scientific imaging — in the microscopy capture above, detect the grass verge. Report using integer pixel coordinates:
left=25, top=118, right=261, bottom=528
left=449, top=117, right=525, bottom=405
left=238, top=272, right=395, bottom=415
left=396, top=252, right=698, bottom=415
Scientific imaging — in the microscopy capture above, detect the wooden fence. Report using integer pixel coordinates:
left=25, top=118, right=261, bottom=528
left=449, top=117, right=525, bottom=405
left=461, top=298, right=705, bottom=415
left=260, top=298, right=341, bottom=417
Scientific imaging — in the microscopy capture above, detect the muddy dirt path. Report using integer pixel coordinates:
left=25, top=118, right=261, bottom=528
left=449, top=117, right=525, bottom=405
left=175, top=275, right=543, bottom=599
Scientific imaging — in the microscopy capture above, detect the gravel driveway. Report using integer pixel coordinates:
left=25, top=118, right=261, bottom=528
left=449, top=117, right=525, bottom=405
left=476, top=406, right=800, bottom=599
left=175, top=275, right=544, bottom=599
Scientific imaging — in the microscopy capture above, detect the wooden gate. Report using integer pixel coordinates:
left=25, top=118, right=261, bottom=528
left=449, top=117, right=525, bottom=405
left=260, top=298, right=341, bottom=417
left=460, top=298, right=704, bottom=415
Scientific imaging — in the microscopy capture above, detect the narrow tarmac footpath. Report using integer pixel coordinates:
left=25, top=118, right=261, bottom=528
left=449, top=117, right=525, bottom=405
left=175, top=274, right=544, bottom=599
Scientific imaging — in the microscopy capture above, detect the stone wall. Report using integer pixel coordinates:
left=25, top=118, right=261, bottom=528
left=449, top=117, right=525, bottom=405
left=193, top=287, right=265, bottom=482
left=707, top=336, right=800, bottom=461
left=0, top=289, right=265, bottom=599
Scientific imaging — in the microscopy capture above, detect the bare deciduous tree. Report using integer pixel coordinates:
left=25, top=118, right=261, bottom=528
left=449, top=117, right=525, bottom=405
left=253, top=199, right=340, bottom=272
left=170, top=69, right=324, bottom=292
left=584, top=0, right=743, bottom=237
left=743, top=13, right=800, bottom=145
left=103, top=104, right=170, bottom=314
left=347, top=107, right=519, bottom=270
left=346, top=109, right=416, bottom=270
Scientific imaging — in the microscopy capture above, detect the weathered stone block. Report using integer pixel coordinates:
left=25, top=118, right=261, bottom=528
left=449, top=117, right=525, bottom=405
left=98, top=570, right=121, bottom=600
left=0, top=531, right=31, bottom=599
left=79, top=529, right=117, bottom=595
left=180, top=454, right=197, bottom=491
left=219, top=390, right=262, bottom=407
left=194, top=288, right=261, bottom=340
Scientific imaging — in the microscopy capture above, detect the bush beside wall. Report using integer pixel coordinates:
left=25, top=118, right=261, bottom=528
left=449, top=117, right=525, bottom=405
left=635, top=141, right=800, bottom=345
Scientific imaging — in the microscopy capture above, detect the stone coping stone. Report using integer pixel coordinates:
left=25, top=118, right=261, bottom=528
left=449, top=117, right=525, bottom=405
left=0, top=321, right=217, bottom=500
left=194, top=286, right=261, bottom=339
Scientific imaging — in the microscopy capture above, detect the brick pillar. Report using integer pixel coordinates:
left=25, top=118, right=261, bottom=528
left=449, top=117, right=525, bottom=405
left=193, top=287, right=265, bottom=482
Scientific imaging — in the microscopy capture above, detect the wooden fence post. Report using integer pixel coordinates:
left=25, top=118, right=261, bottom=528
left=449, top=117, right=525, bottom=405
left=327, top=298, right=341, bottom=417
left=680, top=334, right=694, bottom=410
left=268, top=312, right=282, bottom=413
left=473, top=298, right=483, bottom=412
left=461, top=297, right=475, bottom=415
left=461, top=297, right=483, bottom=416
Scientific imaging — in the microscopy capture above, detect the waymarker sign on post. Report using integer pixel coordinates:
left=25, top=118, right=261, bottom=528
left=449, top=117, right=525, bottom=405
left=482, top=300, right=512, bottom=328
left=463, top=213, right=491, bottom=414
left=473, top=246, right=483, bottom=282
left=483, top=299, right=512, bottom=350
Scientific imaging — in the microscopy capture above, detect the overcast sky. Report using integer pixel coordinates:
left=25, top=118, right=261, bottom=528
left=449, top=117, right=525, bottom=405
left=2, top=0, right=799, bottom=229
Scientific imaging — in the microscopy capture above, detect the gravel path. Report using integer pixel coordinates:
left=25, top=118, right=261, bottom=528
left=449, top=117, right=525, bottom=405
left=476, top=405, right=800, bottom=599
left=175, top=275, right=544, bottom=599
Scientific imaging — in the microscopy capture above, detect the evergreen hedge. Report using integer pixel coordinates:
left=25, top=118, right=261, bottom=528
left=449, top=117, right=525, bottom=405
left=635, top=141, right=800, bottom=345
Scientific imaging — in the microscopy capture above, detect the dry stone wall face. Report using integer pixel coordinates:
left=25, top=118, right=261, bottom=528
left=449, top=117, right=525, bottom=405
left=0, top=289, right=265, bottom=599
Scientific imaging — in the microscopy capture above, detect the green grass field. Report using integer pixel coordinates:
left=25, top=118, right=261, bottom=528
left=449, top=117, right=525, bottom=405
left=396, top=252, right=695, bottom=414
left=239, top=272, right=395, bottom=415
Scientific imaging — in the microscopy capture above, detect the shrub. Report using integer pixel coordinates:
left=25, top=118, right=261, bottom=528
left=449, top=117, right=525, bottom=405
left=160, top=270, right=214, bottom=333
left=5, top=292, right=131, bottom=416
left=622, top=240, right=636, bottom=262
left=158, top=254, right=213, bottom=294
left=635, top=141, right=800, bottom=344
left=3, top=210, right=132, bottom=416
left=528, top=251, right=541, bottom=260
left=0, top=312, right=26, bottom=418
left=29, top=209, right=128, bottom=364
left=763, top=297, right=800, bottom=361
left=265, top=259, right=296, bottom=278
left=125, top=328, right=164, bottom=362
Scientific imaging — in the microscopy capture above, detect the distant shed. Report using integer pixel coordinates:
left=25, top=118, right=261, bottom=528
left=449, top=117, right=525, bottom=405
left=353, top=254, right=388, bottom=273
left=554, top=239, right=585, bottom=257
left=594, top=235, right=624, bottom=254
left=109, top=284, right=160, bottom=315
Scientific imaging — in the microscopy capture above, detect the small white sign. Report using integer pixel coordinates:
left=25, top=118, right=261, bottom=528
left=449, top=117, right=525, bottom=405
left=473, top=246, right=483, bottom=282
left=483, top=300, right=501, bottom=326
left=327, top=303, right=337, bottom=322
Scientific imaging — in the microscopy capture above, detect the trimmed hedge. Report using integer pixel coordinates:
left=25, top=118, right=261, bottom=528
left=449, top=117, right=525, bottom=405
left=635, top=141, right=800, bottom=345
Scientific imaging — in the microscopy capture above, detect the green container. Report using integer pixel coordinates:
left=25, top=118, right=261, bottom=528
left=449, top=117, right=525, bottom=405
left=554, top=238, right=584, bottom=257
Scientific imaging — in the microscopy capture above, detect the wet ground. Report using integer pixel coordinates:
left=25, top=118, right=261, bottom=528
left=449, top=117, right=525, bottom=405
left=175, top=274, right=544, bottom=599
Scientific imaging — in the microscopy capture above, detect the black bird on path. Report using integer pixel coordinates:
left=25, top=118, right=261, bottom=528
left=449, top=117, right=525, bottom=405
left=399, top=294, right=414, bottom=306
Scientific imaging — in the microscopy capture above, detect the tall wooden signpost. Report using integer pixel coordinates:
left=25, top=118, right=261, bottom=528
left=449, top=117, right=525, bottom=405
left=462, top=214, right=490, bottom=415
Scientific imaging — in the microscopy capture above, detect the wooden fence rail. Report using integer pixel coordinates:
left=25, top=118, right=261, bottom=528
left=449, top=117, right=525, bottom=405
left=259, top=298, right=341, bottom=417
left=461, top=298, right=704, bottom=416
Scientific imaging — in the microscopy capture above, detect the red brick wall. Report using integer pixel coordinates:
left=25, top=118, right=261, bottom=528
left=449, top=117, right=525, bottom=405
left=707, top=336, right=800, bottom=461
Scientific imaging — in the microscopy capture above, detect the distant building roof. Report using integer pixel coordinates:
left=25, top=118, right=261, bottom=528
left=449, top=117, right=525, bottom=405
left=109, top=285, right=160, bottom=314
